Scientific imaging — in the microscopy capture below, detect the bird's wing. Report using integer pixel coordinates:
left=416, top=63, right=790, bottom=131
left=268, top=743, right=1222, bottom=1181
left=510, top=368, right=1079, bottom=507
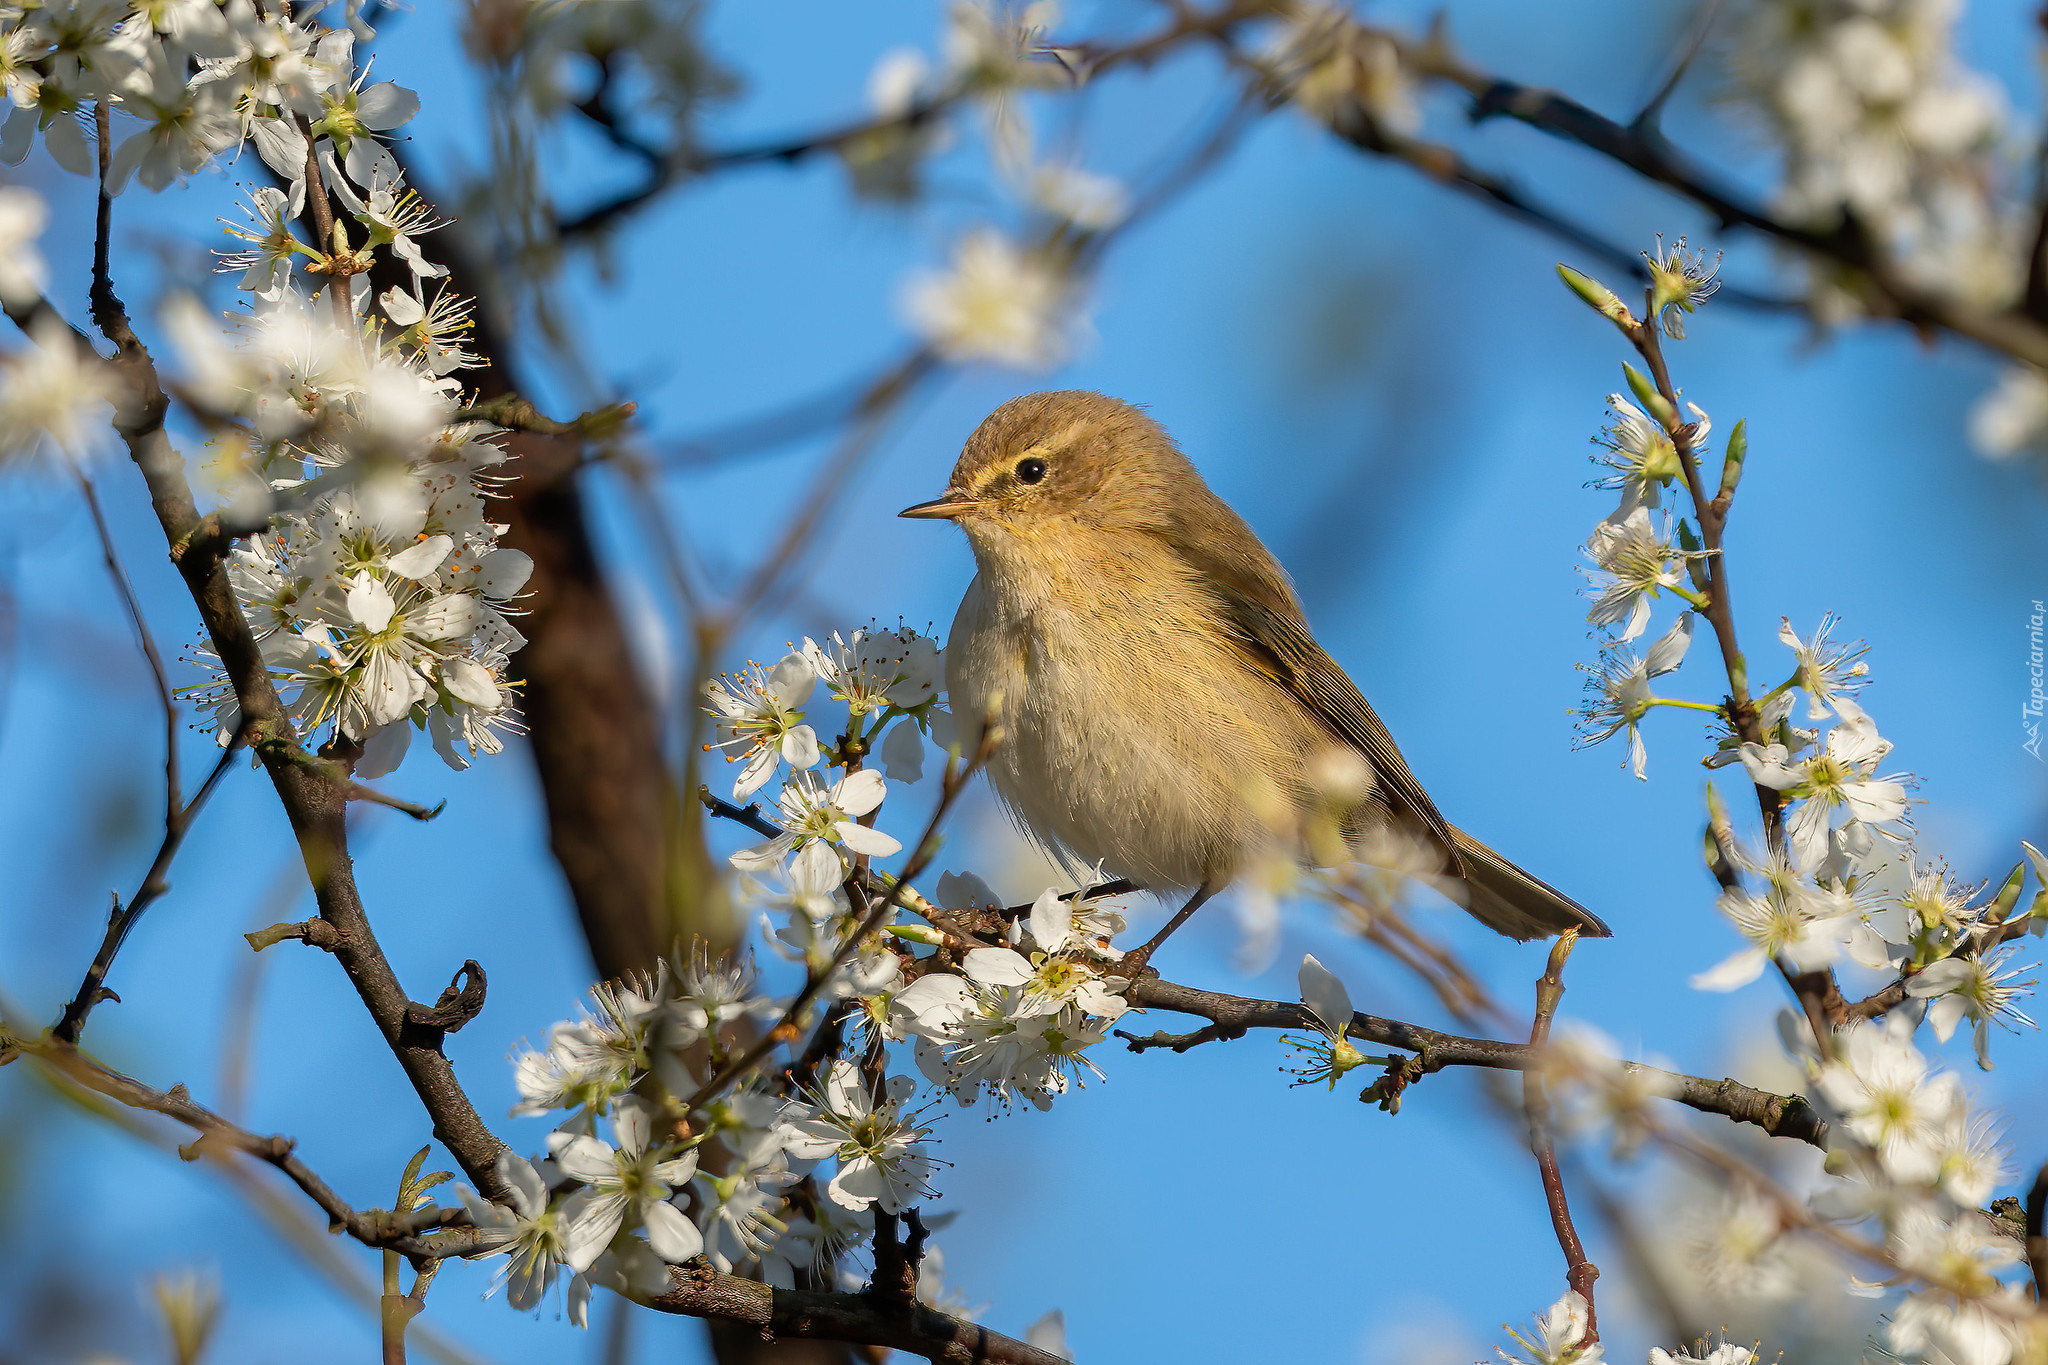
left=1213, top=587, right=1465, bottom=872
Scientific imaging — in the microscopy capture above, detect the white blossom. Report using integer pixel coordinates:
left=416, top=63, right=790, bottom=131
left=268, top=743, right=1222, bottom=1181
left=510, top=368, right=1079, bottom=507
left=549, top=1097, right=702, bottom=1272
left=1906, top=946, right=2037, bottom=1069
left=704, top=653, right=821, bottom=799
left=902, top=228, right=1076, bottom=369
left=456, top=1152, right=566, bottom=1312
left=780, top=1061, right=937, bottom=1213
left=728, top=768, right=900, bottom=872
left=1816, top=1018, right=1962, bottom=1184
left=1581, top=507, right=1700, bottom=642
left=1494, top=1290, right=1603, bottom=1365
left=1575, top=614, right=1694, bottom=778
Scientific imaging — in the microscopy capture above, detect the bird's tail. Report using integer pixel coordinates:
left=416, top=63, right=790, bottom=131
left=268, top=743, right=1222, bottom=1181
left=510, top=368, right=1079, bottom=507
left=1445, top=826, right=1611, bottom=942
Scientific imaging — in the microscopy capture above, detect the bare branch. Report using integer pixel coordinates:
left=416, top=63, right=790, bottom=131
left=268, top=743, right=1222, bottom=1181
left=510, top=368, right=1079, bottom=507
left=1524, top=930, right=1600, bottom=1339
left=451, top=393, right=636, bottom=438
left=644, top=1266, right=1066, bottom=1365
left=52, top=743, right=241, bottom=1044
left=5, top=1031, right=469, bottom=1260
left=1122, top=976, right=1831, bottom=1147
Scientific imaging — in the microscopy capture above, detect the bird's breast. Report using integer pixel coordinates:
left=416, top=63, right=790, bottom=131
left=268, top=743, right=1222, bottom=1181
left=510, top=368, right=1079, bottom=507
left=946, top=551, right=1324, bottom=890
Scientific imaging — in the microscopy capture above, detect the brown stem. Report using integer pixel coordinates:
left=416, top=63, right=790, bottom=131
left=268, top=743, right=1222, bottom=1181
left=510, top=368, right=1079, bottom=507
left=8, top=1033, right=467, bottom=1260
left=1120, top=977, right=1831, bottom=1147
left=52, top=745, right=241, bottom=1043
left=1524, top=930, right=1599, bottom=1339
left=2026, top=1158, right=2048, bottom=1303
left=77, top=469, right=177, bottom=812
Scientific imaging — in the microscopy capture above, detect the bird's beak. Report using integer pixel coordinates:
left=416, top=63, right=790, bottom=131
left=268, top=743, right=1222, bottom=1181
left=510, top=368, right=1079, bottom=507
left=898, top=492, right=979, bottom=521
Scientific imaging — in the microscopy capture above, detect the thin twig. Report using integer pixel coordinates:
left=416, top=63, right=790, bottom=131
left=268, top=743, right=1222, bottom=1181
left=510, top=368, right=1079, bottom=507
left=6, top=1030, right=471, bottom=1260
left=1524, top=929, right=1599, bottom=1338
left=451, top=393, right=636, bottom=437
left=347, top=781, right=447, bottom=822
left=76, top=471, right=179, bottom=816
left=52, top=743, right=242, bottom=1044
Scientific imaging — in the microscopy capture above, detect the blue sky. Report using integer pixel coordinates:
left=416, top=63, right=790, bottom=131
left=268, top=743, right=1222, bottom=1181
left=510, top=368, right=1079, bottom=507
left=1, top=1, right=2044, bottom=1362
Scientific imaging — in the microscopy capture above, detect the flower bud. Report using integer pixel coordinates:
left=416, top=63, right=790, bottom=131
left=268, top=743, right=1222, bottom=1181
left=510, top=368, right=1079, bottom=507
left=1555, top=264, right=1636, bottom=330
left=1622, top=362, right=1677, bottom=426
left=1718, top=418, right=1747, bottom=500
left=1983, top=861, right=2025, bottom=926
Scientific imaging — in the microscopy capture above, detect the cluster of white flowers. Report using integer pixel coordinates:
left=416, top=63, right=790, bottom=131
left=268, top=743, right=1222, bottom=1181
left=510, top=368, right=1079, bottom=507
left=876, top=2, right=1111, bottom=368
left=486, top=945, right=919, bottom=1314
left=1496, top=1288, right=1775, bottom=1365
left=1256, top=1, right=1418, bottom=136
left=0, top=2, right=527, bottom=777
left=487, top=621, right=1139, bottom=1320
left=1553, top=244, right=2046, bottom=1364
left=896, top=885, right=1129, bottom=1111
left=1801, top=1015, right=2038, bottom=1365
left=1728, top=0, right=2015, bottom=307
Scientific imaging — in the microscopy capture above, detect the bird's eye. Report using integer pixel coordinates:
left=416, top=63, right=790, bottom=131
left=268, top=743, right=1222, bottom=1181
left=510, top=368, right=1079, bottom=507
left=1015, top=456, right=1048, bottom=484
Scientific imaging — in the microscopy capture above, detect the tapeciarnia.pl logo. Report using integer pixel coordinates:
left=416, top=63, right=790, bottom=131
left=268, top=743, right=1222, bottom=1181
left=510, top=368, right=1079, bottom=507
left=2028, top=599, right=2045, bottom=760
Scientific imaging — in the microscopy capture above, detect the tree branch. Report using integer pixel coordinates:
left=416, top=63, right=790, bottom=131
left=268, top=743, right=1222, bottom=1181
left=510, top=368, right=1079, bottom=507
left=77, top=470, right=179, bottom=815
left=1524, top=930, right=1599, bottom=1339
left=1121, top=977, right=1830, bottom=1147
left=1330, top=24, right=2048, bottom=367
left=450, top=393, right=636, bottom=438
left=4, top=1031, right=471, bottom=1260
left=644, top=1268, right=1065, bottom=1365
left=52, top=744, right=241, bottom=1043
left=2, top=285, right=519, bottom=1198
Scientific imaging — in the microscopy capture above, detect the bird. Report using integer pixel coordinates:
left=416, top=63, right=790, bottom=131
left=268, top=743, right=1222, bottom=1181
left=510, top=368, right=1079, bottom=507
left=899, top=390, right=1609, bottom=951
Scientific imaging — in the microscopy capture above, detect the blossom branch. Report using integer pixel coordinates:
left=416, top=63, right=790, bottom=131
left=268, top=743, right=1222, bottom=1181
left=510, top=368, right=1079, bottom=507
left=1120, top=976, right=1831, bottom=1147
left=4, top=282, right=521, bottom=1199
left=1523, top=930, right=1599, bottom=1339
left=1613, top=288, right=1856, bottom=1050
left=682, top=723, right=999, bottom=1117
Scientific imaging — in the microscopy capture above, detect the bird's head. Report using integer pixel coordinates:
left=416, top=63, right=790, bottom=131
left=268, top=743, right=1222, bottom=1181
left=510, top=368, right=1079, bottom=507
left=899, top=390, right=1197, bottom=546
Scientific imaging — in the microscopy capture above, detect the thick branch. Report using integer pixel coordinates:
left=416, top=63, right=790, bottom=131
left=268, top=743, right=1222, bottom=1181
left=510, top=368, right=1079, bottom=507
left=1122, top=977, right=1829, bottom=1147
left=645, top=1269, right=1064, bottom=1365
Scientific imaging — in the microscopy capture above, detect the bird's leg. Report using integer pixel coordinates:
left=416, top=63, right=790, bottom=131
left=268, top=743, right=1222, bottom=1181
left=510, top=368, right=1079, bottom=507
left=1121, top=882, right=1219, bottom=977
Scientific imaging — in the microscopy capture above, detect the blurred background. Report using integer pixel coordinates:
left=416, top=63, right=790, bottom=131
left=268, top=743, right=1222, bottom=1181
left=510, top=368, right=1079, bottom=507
left=1, top=0, right=2044, bottom=1362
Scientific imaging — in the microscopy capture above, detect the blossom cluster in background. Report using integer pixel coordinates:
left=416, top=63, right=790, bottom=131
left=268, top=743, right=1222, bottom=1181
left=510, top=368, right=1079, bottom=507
left=0, top=0, right=530, bottom=775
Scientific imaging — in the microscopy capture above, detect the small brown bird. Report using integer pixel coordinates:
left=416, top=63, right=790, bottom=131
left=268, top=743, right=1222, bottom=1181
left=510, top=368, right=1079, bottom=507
left=901, top=391, right=1609, bottom=946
